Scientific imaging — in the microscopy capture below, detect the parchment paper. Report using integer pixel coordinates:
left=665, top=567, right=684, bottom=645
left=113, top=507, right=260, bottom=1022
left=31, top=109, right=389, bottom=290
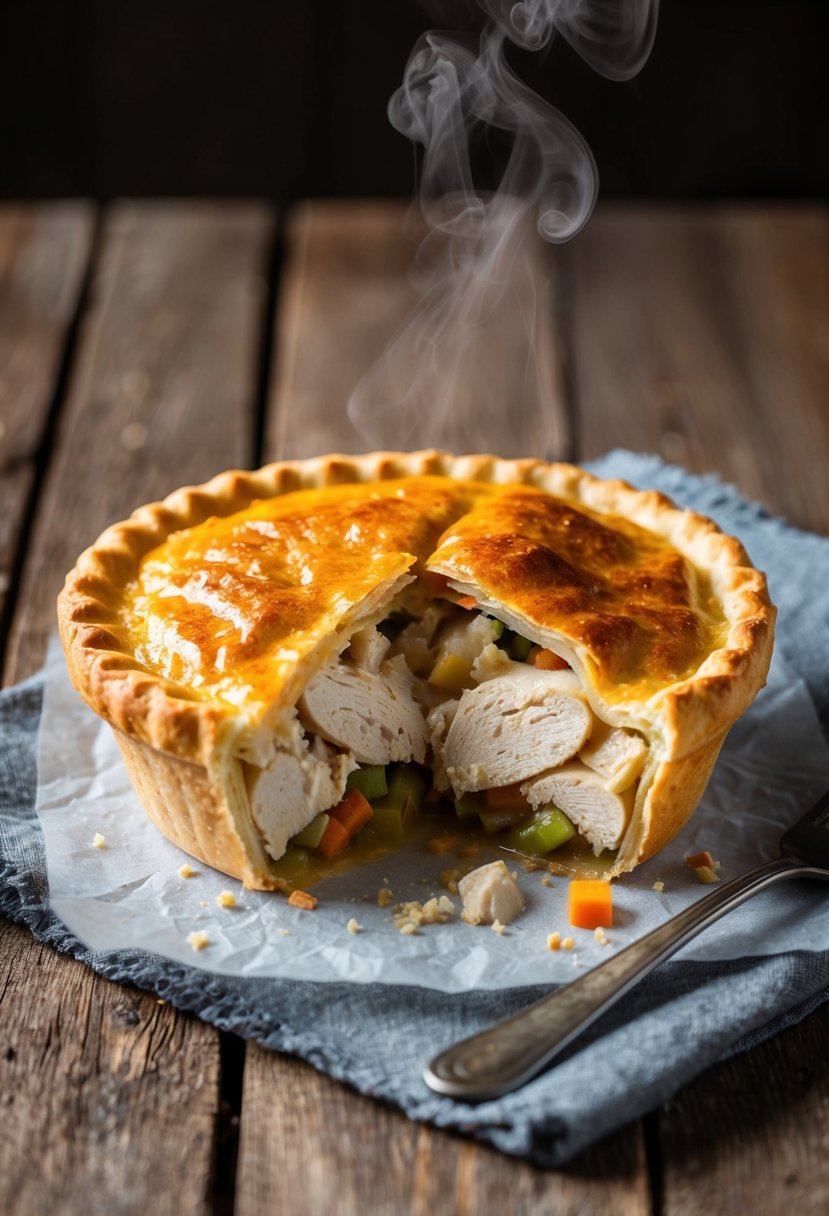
left=36, top=639, right=829, bottom=993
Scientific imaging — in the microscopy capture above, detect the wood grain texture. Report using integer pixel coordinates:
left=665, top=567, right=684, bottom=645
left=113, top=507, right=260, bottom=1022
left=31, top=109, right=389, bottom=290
left=659, top=1003, right=829, bottom=1216
left=266, top=199, right=569, bottom=461
left=3, top=200, right=273, bottom=684
left=0, top=919, right=219, bottom=1216
left=0, top=202, right=273, bottom=1215
left=571, top=204, right=829, bottom=533
left=235, top=1048, right=650, bottom=1216
left=0, top=202, right=94, bottom=629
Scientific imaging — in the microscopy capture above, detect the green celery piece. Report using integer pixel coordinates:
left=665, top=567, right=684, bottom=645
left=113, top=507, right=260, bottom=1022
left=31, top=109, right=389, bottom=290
left=388, top=763, right=428, bottom=813
left=495, top=626, right=514, bottom=653
left=346, top=765, right=388, bottom=800
left=274, top=846, right=310, bottom=877
left=507, top=807, right=576, bottom=855
left=370, top=801, right=406, bottom=841
left=453, top=792, right=482, bottom=820
left=508, top=632, right=534, bottom=662
left=291, top=812, right=330, bottom=849
left=479, top=807, right=526, bottom=835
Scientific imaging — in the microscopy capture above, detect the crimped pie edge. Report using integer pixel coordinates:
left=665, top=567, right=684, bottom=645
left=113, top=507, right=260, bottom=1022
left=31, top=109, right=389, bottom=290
left=57, top=448, right=774, bottom=879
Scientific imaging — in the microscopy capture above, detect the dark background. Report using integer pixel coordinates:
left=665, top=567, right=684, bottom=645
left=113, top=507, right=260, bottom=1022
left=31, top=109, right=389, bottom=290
left=1, top=0, right=825, bottom=200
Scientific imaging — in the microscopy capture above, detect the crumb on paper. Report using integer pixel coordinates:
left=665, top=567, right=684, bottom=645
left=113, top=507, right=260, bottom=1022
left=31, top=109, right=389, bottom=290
left=399, top=922, right=418, bottom=936
left=277, top=928, right=290, bottom=937
left=178, top=864, right=196, bottom=879
left=288, top=890, right=318, bottom=910
left=439, top=867, right=461, bottom=893
left=186, top=931, right=211, bottom=951
left=652, top=880, right=665, bottom=893
left=695, top=865, right=720, bottom=885
left=685, top=850, right=714, bottom=871
left=216, top=890, right=237, bottom=908
left=91, top=833, right=106, bottom=849
left=199, top=901, right=209, bottom=908
left=547, top=931, right=562, bottom=951
left=561, top=936, right=575, bottom=951
left=541, top=874, right=554, bottom=887
left=376, top=886, right=394, bottom=908
left=393, top=895, right=454, bottom=934
left=594, top=926, right=610, bottom=947
left=491, top=919, right=506, bottom=936
left=346, top=917, right=363, bottom=935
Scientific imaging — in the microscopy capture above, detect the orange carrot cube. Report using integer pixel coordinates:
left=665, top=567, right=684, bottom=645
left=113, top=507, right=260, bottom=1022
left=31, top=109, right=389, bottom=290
left=568, top=879, right=613, bottom=930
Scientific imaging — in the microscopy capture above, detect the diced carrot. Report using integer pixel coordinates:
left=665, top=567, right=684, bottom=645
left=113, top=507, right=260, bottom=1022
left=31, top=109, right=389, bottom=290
left=685, top=850, right=714, bottom=870
left=330, top=788, right=374, bottom=837
left=455, top=594, right=478, bottom=610
left=568, top=879, right=613, bottom=930
left=529, top=648, right=569, bottom=671
left=288, top=890, right=318, bottom=910
left=483, top=785, right=530, bottom=814
left=317, top=817, right=350, bottom=860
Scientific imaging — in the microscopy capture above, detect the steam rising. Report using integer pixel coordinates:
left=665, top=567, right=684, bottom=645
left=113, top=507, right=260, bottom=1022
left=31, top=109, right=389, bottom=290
left=348, top=0, right=659, bottom=454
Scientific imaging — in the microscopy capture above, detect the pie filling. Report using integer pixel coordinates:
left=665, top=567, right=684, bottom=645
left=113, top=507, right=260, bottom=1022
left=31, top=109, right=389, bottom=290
left=119, top=474, right=727, bottom=883
left=243, top=596, right=650, bottom=883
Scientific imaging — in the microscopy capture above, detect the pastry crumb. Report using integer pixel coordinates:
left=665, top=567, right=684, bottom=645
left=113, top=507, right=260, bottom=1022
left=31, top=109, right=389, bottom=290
left=541, top=874, right=554, bottom=887
left=376, top=886, right=394, bottom=908
left=216, top=890, right=237, bottom=908
left=186, top=931, right=211, bottom=951
left=695, top=865, right=720, bottom=885
left=346, top=917, right=363, bottom=935
left=547, top=931, right=562, bottom=951
left=399, top=922, right=418, bottom=936
left=491, top=919, right=506, bottom=936
left=178, top=864, right=197, bottom=879
left=652, top=880, right=665, bottom=893
left=277, top=928, right=290, bottom=937
left=561, top=936, right=575, bottom=950
left=288, top=890, right=318, bottom=910
left=393, top=896, right=453, bottom=933
left=91, top=833, right=106, bottom=849
left=594, top=926, right=610, bottom=946
left=199, top=900, right=209, bottom=908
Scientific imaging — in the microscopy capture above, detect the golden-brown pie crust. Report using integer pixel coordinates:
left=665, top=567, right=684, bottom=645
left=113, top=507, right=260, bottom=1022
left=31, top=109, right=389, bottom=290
left=58, top=451, right=775, bottom=886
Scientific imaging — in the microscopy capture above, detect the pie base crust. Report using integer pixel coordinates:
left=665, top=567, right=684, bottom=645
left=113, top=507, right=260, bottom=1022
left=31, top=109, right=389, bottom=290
left=58, top=451, right=774, bottom=887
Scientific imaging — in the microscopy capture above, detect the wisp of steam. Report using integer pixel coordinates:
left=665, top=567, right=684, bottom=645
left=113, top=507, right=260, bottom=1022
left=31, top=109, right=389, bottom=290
left=347, top=0, right=659, bottom=455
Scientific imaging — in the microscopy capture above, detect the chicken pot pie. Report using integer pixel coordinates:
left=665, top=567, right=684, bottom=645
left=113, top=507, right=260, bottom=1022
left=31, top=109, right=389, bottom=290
left=57, top=451, right=774, bottom=890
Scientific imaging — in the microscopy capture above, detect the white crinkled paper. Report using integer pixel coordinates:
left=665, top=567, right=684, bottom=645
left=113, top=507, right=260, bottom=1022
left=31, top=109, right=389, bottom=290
left=36, top=639, right=829, bottom=992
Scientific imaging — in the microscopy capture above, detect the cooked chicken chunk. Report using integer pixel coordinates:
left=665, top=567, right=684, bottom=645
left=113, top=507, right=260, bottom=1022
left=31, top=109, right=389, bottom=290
left=579, top=721, right=647, bottom=792
left=247, top=739, right=355, bottom=860
left=347, top=625, right=391, bottom=673
left=522, top=761, right=634, bottom=853
left=299, top=658, right=428, bottom=765
left=431, top=664, right=591, bottom=794
left=459, top=860, right=525, bottom=926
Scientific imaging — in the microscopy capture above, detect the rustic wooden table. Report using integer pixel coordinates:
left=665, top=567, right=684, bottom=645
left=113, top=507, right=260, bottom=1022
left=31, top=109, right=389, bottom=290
left=1, top=199, right=827, bottom=1215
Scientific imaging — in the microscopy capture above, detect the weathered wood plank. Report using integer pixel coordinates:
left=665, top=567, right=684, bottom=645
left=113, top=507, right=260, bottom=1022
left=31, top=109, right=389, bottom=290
left=572, top=204, right=829, bottom=1216
left=236, top=1048, right=650, bottom=1216
left=4, top=200, right=272, bottom=685
left=0, top=919, right=219, bottom=1216
left=0, top=202, right=273, bottom=1216
left=0, top=202, right=94, bottom=633
left=659, top=1003, right=829, bottom=1216
left=266, top=199, right=569, bottom=461
left=242, top=197, right=644, bottom=1213
left=571, top=204, right=829, bottom=533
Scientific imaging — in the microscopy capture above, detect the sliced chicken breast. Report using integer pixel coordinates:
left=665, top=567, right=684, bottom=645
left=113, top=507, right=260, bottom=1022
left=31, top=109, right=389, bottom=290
left=247, top=741, right=355, bottom=860
left=299, top=658, right=428, bottom=765
left=579, top=721, right=647, bottom=792
left=522, top=760, right=634, bottom=853
left=432, top=663, right=592, bottom=794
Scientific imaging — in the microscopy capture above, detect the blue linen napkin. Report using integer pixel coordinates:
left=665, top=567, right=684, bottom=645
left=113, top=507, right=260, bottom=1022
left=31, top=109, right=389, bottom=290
left=2, top=451, right=828, bottom=1166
